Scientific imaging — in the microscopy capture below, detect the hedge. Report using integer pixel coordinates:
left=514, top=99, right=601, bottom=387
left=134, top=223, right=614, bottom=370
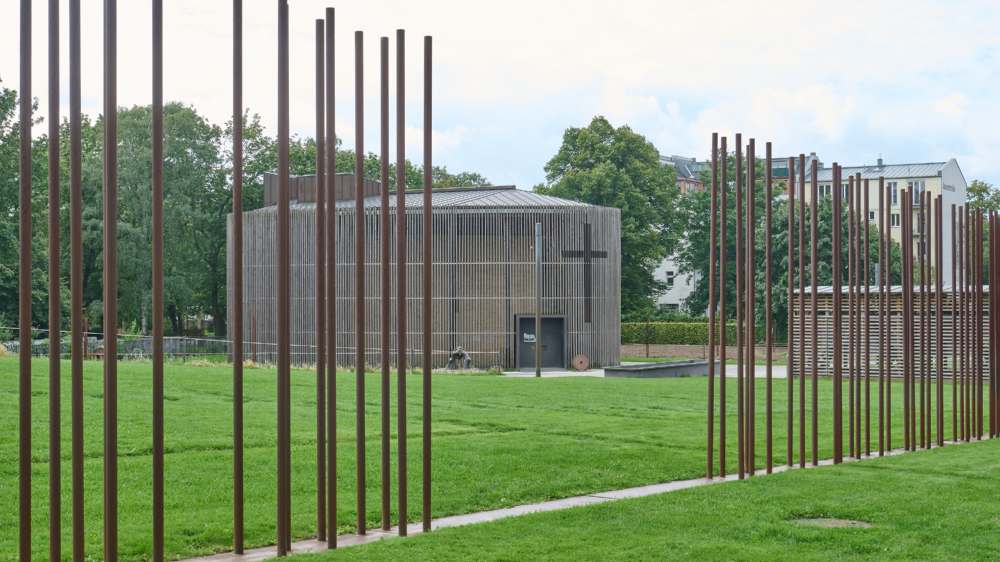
left=622, top=321, right=738, bottom=345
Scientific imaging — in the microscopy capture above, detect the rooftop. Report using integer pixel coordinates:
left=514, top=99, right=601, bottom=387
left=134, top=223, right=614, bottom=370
left=813, top=161, right=952, bottom=182
left=251, top=185, right=597, bottom=213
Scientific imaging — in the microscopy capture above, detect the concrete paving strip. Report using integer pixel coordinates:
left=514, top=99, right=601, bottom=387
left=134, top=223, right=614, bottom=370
left=179, top=439, right=969, bottom=561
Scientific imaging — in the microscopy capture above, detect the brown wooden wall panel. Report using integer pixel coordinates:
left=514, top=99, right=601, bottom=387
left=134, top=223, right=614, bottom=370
left=789, top=290, right=990, bottom=377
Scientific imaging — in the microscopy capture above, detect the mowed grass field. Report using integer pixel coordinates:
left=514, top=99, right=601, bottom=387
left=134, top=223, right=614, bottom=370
left=0, top=356, right=978, bottom=560
left=307, top=438, right=1000, bottom=562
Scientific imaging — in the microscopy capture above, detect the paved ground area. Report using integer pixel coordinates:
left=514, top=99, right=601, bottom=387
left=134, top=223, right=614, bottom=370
left=184, top=441, right=922, bottom=562
left=502, top=363, right=789, bottom=379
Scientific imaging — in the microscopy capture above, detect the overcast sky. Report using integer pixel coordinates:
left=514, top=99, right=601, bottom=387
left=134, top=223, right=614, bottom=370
left=2, top=0, right=998, bottom=189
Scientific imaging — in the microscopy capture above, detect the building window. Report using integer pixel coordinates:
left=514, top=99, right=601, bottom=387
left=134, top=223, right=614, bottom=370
left=908, top=180, right=925, bottom=202
left=888, top=182, right=898, bottom=206
left=891, top=213, right=900, bottom=227
left=821, top=184, right=832, bottom=198
left=665, top=271, right=675, bottom=289
left=869, top=211, right=876, bottom=221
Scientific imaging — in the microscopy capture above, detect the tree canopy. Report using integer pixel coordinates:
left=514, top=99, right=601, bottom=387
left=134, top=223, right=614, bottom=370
left=0, top=78, right=490, bottom=337
left=537, top=116, right=679, bottom=320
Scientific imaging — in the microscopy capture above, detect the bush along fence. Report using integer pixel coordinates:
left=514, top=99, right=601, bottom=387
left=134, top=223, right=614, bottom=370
left=621, top=321, right=738, bottom=346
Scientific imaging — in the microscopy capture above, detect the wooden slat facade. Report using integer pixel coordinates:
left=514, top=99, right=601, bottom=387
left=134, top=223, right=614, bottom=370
left=228, top=175, right=621, bottom=369
left=790, top=287, right=990, bottom=377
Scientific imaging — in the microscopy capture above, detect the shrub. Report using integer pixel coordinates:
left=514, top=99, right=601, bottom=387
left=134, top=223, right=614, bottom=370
left=622, top=321, right=737, bottom=346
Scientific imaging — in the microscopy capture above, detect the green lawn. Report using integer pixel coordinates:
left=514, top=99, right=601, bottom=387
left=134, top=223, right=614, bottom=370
left=307, top=438, right=1000, bottom=561
left=0, top=356, right=976, bottom=560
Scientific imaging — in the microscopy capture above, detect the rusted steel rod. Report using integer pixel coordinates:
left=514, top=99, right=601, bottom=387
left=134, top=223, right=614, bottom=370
left=276, top=0, right=291, bottom=553
left=48, top=0, right=62, bottom=557
left=422, top=34, right=434, bottom=533
left=977, top=211, right=984, bottom=439
left=355, top=29, right=367, bottom=536
left=786, top=156, right=794, bottom=468
left=951, top=204, right=958, bottom=442
left=926, top=192, right=932, bottom=448
left=903, top=190, right=912, bottom=451
left=936, top=196, right=944, bottom=446
left=960, top=208, right=966, bottom=441
left=70, top=0, right=85, bottom=555
left=103, top=0, right=120, bottom=556
left=809, top=159, right=818, bottom=466
left=152, top=0, right=165, bottom=556
left=878, top=177, right=886, bottom=456
left=884, top=178, right=892, bottom=452
left=855, top=175, right=862, bottom=457
left=718, top=137, right=728, bottom=477
left=18, top=0, right=31, bottom=557
left=395, top=27, right=408, bottom=537
left=863, top=179, right=871, bottom=456
left=746, top=138, right=756, bottom=476
left=324, top=6, right=337, bottom=547
left=314, top=17, right=328, bottom=543
left=232, top=0, right=245, bottom=552
left=764, top=142, right=773, bottom=474
left=920, top=192, right=927, bottom=449
left=797, top=154, right=806, bottom=468
left=379, top=35, right=392, bottom=532
left=707, top=133, right=718, bottom=479
left=832, top=164, right=843, bottom=464
left=848, top=175, right=855, bottom=458
left=734, top=134, right=744, bottom=479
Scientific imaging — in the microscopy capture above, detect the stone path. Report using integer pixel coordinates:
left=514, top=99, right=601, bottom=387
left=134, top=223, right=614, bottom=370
left=183, top=442, right=929, bottom=561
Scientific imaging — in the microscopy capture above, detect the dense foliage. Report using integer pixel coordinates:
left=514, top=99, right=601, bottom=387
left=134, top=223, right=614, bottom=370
left=0, top=79, right=489, bottom=336
left=537, top=116, right=679, bottom=320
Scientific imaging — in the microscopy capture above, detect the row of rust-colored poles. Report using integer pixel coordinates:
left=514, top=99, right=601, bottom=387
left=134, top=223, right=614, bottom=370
left=14, top=1, right=434, bottom=558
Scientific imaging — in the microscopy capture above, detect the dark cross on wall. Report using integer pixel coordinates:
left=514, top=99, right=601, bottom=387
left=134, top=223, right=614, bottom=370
left=561, top=223, right=608, bottom=323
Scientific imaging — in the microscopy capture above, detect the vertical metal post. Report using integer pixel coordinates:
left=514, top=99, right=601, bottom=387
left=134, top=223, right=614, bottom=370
left=903, top=190, right=911, bottom=451
left=746, top=139, right=756, bottom=476
left=786, top=157, right=794, bottom=468
left=977, top=211, right=984, bottom=439
left=832, top=164, right=843, bottom=464
left=878, top=177, right=886, bottom=456
left=18, top=0, right=32, bottom=557
left=395, top=27, right=408, bottom=538
left=952, top=204, right=958, bottom=443
left=232, top=0, right=245, bottom=553
left=718, top=137, right=728, bottom=477
left=422, top=34, right=434, bottom=533
left=734, top=134, right=744, bottom=479
left=354, top=29, right=367, bottom=537
left=314, top=17, right=328, bottom=543
left=535, top=223, right=543, bottom=378
left=884, top=178, right=892, bottom=452
left=809, top=160, right=818, bottom=466
left=70, top=0, right=86, bottom=556
left=707, top=133, right=718, bottom=479
left=48, top=0, right=62, bottom=557
left=797, top=154, right=806, bottom=468
left=379, top=35, right=392, bottom=532
left=765, top=143, right=773, bottom=474
left=276, top=0, right=291, bottom=554
left=959, top=209, right=966, bottom=441
left=855, top=174, right=863, bottom=457
left=919, top=192, right=927, bottom=449
left=848, top=176, right=855, bottom=458
left=152, top=0, right=165, bottom=557
left=324, top=6, right=337, bottom=547
left=103, top=0, right=120, bottom=557
left=864, top=179, right=871, bottom=456
left=936, top=196, right=944, bottom=446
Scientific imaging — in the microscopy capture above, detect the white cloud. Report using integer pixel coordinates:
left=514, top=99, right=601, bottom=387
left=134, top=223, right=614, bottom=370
left=3, top=0, right=1000, bottom=186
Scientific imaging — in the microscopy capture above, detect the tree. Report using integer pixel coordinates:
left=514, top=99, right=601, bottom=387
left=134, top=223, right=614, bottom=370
left=676, top=159, right=903, bottom=341
left=968, top=179, right=1000, bottom=213
left=537, top=116, right=679, bottom=320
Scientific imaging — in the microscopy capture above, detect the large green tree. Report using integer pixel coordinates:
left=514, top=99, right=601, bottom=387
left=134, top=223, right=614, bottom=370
left=537, top=116, right=679, bottom=319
